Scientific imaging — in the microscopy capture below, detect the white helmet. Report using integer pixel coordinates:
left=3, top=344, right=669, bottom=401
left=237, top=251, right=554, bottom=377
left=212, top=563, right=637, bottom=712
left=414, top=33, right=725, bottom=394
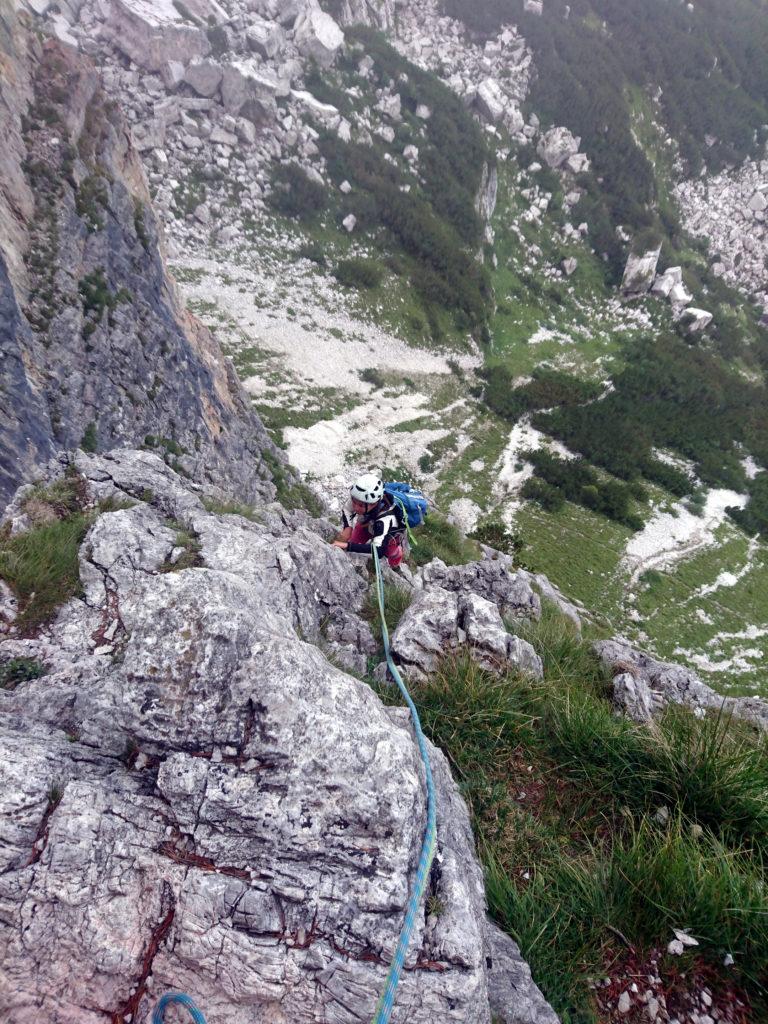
left=350, top=472, right=384, bottom=504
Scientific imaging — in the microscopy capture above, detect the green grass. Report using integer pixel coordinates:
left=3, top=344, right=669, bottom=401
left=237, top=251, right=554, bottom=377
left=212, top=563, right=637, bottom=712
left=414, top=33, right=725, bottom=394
left=371, top=611, right=768, bottom=1020
left=410, top=512, right=482, bottom=567
left=0, top=514, right=92, bottom=629
left=364, top=581, right=413, bottom=637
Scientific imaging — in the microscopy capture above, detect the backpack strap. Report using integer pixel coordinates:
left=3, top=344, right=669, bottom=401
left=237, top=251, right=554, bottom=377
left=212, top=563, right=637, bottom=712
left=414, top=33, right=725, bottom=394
left=391, top=494, right=418, bottom=548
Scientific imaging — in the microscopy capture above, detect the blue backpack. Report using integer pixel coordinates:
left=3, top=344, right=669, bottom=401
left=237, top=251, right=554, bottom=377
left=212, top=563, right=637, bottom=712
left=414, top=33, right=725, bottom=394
left=384, top=481, right=429, bottom=529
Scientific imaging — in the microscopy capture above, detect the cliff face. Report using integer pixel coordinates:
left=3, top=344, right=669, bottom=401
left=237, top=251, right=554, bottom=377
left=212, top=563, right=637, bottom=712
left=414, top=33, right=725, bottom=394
left=0, top=2, right=283, bottom=508
left=0, top=448, right=558, bottom=1024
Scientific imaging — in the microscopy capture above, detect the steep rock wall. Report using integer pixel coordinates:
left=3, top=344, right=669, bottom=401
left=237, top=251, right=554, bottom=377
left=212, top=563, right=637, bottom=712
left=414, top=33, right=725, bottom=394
left=0, top=2, right=285, bottom=508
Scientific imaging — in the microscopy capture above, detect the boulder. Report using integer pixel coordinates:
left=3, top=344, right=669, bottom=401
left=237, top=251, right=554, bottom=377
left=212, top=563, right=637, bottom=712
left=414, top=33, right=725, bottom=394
left=421, top=558, right=542, bottom=621
left=564, top=152, right=590, bottom=174
left=245, top=18, right=285, bottom=59
left=681, top=307, right=713, bottom=333
left=537, top=126, right=580, bottom=169
left=160, top=59, right=186, bottom=89
left=293, top=6, right=344, bottom=68
left=612, top=672, right=658, bottom=723
left=390, top=586, right=543, bottom=683
left=102, top=0, right=213, bottom=72
left=747, top=191, right=767, bottom=214
left=376, top=91, right=402, bottom=120
left=221, top=61, right=289, bottom=121
left=650, top=266, right=682, bottom=299
left=184, top=58, right=223, bottom=98
left=561, top=257, right=578, bottom=277
left=524, top=0, right=544, bottom=13
left=594, top=638, right=768, bottom=732
left=475, top=78, right=507, bottom=123
left=342, top=213, right=356, bottom=232
left=669, top=280, right=694, bottom=306
left=620, top=245, right=662, bottom=295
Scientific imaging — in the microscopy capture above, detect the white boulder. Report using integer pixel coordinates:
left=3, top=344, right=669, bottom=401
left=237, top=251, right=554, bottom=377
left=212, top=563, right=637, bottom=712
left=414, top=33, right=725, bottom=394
left=682, top=308, right=713, bottom=332
left=537, top=126, right=580, bottom=169
left=651, top=266, right=683, bottom=298
left=524, top=0, right=544, bottom=13
left=293, top=6, right=344, bottom=68
left=620, top=246, right=662, bottom=295
left=245, top=18, right=285, bottom=59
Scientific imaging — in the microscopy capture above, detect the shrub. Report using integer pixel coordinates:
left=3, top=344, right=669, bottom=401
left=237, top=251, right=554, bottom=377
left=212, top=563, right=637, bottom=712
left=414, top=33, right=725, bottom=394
left=359, top=367, right=386, bottom=389
left=0, top=657, right=46, bottom=690
left=80, top=421, right=98, bottom=453
left=268, top=163, right=326, bottom=221
left=334, top=258, right=383, bottom=290
left=410, top=512, right=481, bottom=567
left=521, top=477, right=565, bottom=512
left=470, top=521, right=524, bottom=559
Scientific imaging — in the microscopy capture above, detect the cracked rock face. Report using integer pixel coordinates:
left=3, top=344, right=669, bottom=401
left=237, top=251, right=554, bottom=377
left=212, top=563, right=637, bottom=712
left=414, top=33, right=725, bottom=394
left=0, top=450, right=557, bottom=1024
left=389, top=567, right=543, bottom=684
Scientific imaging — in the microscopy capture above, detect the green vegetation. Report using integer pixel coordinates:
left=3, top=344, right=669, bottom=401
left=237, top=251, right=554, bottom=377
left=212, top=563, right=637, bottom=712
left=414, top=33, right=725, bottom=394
left=373, top=609, right=768, bottom=1018
left=364, top=580, right=413, bottom=636
left=535, top=335, right=767, bottom=495
left=162, top=520, right=203, bottom=572
left=333, top=257, right=383, bottom=290
left=201, top=497, right=260, bottom=521
left=268, top=163, right=327, bottom=221
left=410, top=512, right=482, bottom=567
left=0, top=657, right=46, bottom=690
left=523, top=450, right=646, bottom=530
left=481, top=365, right=602, bottom=423
left=262, top=450, right=323, bottom=517
left=75, top=174, right=109, bottom=233
left=80, top=421, right=98, bottom=453
left=0, top=509, right=90, bottom=630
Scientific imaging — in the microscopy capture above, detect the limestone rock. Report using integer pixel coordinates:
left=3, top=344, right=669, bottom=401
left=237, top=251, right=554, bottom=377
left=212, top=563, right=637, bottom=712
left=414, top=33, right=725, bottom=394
left=420, top=558, right=542, bottom=621
left=651, top=266, right=683, bottom=298
left=537, top=126, right=580, bottom=169
left=221, top=60, right=289, bottom=121
left=595, top=638, right=768, bottom=732
left=390, top=583, right=543, bottom=683
left=612, top=672, right=658, bottom=723
left=102, top=0, right=213, bottom=72
left=621, top=246, right=662, bottom=295
left=681, top=307, right=713, bottom=333
left=184, top=58, right=223, bottom=98
left=245, top=18, right=285, bottom=59
left=0, top=459, right=560, bottom=1023
left=293, top=6, right=344, bottom=68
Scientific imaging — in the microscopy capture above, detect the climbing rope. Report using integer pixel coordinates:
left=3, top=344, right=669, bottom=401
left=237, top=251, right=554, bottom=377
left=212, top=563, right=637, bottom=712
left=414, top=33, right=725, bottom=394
left=152, top=549, right=436, bottom=1024
left=152, top=992, right=207, bottom=1023
left=369, top=546, right=438, bottom=1024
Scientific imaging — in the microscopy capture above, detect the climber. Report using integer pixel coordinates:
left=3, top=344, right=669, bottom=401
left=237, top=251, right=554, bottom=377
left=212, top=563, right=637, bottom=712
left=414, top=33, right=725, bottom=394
left=331, top=472, right=407, bottom=568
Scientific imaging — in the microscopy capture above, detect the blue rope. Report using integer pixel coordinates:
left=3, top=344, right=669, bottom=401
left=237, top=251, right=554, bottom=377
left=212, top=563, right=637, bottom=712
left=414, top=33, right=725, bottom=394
left=370, top=547, right=438, bottom=1024
left=152, top=992, right=207, bottom=1023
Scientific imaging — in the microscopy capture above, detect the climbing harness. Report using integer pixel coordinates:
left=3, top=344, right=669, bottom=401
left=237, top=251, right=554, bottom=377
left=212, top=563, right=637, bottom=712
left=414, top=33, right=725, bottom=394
left=369, top=545, right=438, bottom=1024
left=152, top=549, right=437, bottom=1024
left=152, top=992, right=207, bottom=1023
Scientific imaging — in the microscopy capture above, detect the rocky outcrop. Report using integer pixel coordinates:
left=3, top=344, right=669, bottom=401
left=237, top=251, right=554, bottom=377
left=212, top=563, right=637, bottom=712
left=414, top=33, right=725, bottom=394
left=0, top=6, right=287, bottom=508
left=675, top=152, right=768, bottom=313
left=596, top=638, right=768, bottom=732
left=0, top=450, right=557, bottom=1024
left=620, top=246, right=662, bottom=296
left=383, top=558, right=544, bottom=684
